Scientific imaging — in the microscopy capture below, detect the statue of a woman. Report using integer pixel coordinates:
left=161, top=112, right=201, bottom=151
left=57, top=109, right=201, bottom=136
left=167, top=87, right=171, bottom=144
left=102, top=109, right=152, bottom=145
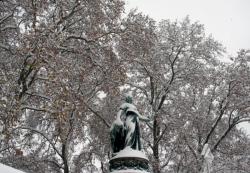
left=109, top=95, right=151, bottom=173
left=110, top=94, right=150, bottom=153
left=120, top=95, right=150, bottom=150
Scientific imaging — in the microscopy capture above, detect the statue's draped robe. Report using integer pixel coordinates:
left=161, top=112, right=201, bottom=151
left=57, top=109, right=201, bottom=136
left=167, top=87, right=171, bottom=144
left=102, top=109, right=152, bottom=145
left=110, top=110, right=125, bottom=153
left=120, top=103, right=143, bottom=150
left=124, top=110, right=141, bottom=150
left=111, top=102, right=147, bottom=153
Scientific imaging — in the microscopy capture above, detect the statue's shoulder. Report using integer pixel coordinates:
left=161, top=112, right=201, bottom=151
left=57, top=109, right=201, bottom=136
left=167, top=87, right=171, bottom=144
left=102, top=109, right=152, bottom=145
left=120, top=103, right=136, bottom=110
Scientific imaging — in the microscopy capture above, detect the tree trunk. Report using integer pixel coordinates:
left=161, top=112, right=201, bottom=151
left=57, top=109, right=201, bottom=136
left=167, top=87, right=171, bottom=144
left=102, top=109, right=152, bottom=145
left=62, top=144, right=69, bottom=173
left=152, top=116, right=161, bottom=173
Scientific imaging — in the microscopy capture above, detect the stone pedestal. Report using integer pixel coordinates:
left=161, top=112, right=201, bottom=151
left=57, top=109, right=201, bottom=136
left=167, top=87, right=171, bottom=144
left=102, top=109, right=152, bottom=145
left=109, top=148, right=150, bottom=173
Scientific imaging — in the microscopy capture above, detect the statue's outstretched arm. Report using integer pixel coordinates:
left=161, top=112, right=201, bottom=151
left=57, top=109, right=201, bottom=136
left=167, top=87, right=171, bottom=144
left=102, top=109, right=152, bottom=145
left=138, top=113, right=151, bottom=122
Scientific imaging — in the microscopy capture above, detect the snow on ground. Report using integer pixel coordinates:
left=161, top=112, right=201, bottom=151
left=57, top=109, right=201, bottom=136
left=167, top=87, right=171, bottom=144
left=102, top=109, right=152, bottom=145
left=0, top=163, right=25, bottom=173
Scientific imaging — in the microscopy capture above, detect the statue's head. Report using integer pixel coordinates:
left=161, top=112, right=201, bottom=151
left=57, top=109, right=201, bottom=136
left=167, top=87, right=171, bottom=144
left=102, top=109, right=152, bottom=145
left=125, top=92, right=133, bottom=104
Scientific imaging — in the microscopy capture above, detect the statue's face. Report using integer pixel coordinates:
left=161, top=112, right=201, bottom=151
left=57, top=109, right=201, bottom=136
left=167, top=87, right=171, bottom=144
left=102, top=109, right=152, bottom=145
left=125, top=96, right=133, bottom=104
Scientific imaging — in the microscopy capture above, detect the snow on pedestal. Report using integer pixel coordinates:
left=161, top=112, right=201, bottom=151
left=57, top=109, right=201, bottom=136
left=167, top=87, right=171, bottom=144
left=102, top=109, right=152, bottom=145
left=109, top=147, right=150, bottom=173
left=111, top=170, right=149, bottom=173
left=111, top=147, right=148, bottom=160
left=0, top=163, right=26, bottom=173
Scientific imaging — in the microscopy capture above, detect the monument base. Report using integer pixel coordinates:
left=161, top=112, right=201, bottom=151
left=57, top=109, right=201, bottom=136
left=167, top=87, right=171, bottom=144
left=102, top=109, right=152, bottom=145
left=109, top=148, right=150, bottom=173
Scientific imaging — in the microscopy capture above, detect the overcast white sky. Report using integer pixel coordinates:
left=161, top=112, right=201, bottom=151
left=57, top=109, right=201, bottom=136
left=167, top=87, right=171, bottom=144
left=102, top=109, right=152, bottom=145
left=125, top=0, right=250, bottom=56
left=125, top=0, right=250, bottom=134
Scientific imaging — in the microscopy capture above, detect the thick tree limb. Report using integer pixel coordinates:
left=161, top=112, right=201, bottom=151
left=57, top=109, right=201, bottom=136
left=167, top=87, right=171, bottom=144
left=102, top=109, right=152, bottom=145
left=212, top=125, right=234, bottom=152
left=21, top=106, right=53, bottom=113
left=82, top=101, right=111, bottom=128
left=203, top=82, right=232, bottom=145
left=0, top=11, right=14, bottom=24
left=14, top=127, right=63, bottom=158
left=154, top=123, right=168, bottom=146
left=184, top=135, right=198, bottom=161
left=25, top=92, right=52, bottom=101
left=161, top=146, right=175, bottom=169
left=157, top=47, right=183, bottom=111
left=212, top=116, right=250, bottom=152
left=0, top=25, right=17, bottom=31
left=150, top=76, right=155, bottom=105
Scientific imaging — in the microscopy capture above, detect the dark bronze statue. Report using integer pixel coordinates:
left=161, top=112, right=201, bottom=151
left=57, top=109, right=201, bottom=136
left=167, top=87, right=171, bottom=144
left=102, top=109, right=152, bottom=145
left=110, top=94, right=150, bottom=154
